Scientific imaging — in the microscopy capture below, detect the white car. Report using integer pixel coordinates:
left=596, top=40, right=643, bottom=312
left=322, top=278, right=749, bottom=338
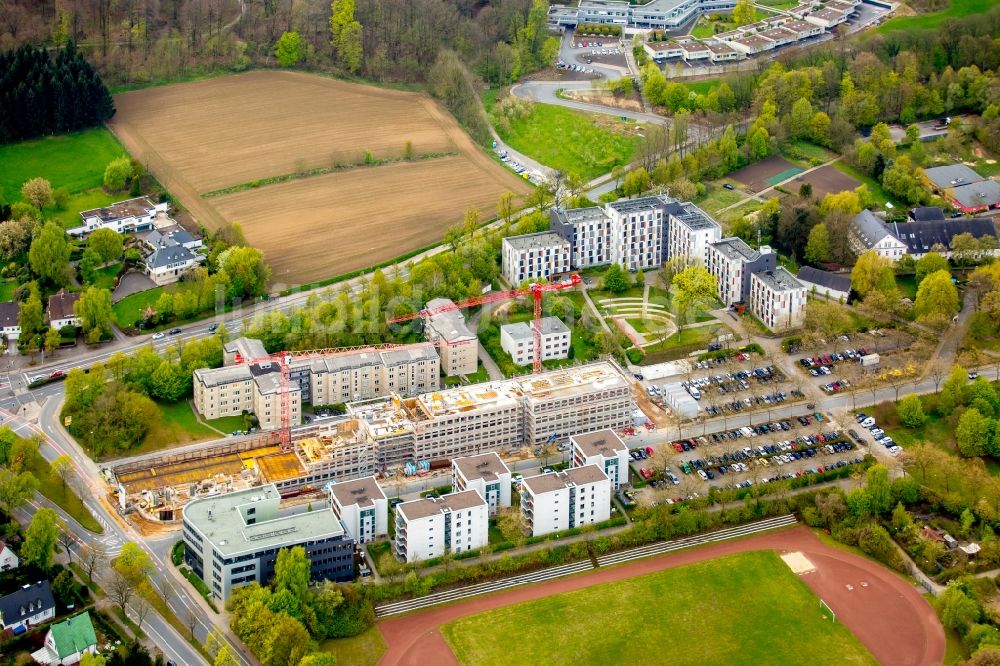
left=697, top=469, right=708, bottom=480
left=152, top=332, right=165, bottom=340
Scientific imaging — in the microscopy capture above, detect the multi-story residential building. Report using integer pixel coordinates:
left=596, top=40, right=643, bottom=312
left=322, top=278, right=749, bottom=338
left=570, top=430, right=630, bottom=490
left=750, top=268, right=807, bottom=332
left=667, top=203, right=723, bottom=266
left=520, top=465, right=611, bottom=537
left=550, top=205, right=612, bottom=268
left=46, top=289, right=80, bottom=330
left=706, top=238, right=776, bottom=305
left=69, top=196, right=168, bottom=237
left=0, top=301, right=20, bottom=347
left=194, top=337, right=439, bottom=427
left=393, top=490, right=488, bottom=562
left=605, top=197, right=669, bottom=270
left=424, top=298, right=478, bottom=376
left=328, top=476, right=387, bottom=544
left=183, top=484, right=355, bottom=600
left=502, top=232, right=572, bottom=285
left=500, top=317, right=571, bottom=366
left=451, top=452, right=512, bottom=515
left=849, top=211, right=907, bottom=260
left=0, top=581, right=55, bottom=633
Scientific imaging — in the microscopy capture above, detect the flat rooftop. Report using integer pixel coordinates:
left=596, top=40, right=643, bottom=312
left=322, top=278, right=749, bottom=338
left=503, top=232, right=570, bottom=251
left=397, top=489, right=486, bottom=521
left=453, top=452, right=510, bottom=482
left=753, top=267, right=804, bottom=293
left=328, top=476, right=385, bottom=509
left=80, top=196, right=156, bottom=222
left=184, top=484, right=345, bottom=556
left=571, top=429, right=627, bottom=457
left=711, top=237, right=760, bottom=262
left=672, top=203, right=721, bottom=232
left=646, top=41, right=681, bottom=51
left=606, top=195, right=674, bottom=214
left=426, top=299, right=476, bottom=343
left=501, top=316, right=570, bottom=342
left=522, top=464, right=608, bottom=495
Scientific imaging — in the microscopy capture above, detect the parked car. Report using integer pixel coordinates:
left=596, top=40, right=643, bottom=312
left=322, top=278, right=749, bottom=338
left=168, top=328, right=183, bottom=335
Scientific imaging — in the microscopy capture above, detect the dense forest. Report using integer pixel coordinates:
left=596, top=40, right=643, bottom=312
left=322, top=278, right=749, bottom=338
left=0, top=41, right=115, bottom=142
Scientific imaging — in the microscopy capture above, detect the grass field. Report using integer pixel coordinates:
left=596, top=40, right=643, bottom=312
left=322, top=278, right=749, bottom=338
left=88, top=263, right=122, bottom=290
left=0, top=128, right=124, bottom=203
left=49, top=189, right=119, bottom=229
left=697, top=184, right=744, bottom=215
left=111, top=70, right=529, bottom=284
left=0, top=281, right=18, bottom=301
left=877, top=0, right=994, bottom=32
left=896, top=274, right=918, bottom=300
left=443, top=550, right=875, bottom=666
left=112, top=287, right=164, bottom=327
left=133, top=401, right=218, bottom=456
left=321, top=627, right=387, bottom=666
left=25, top=456, right=103, bottom=533
left=493, top=103, right=641, bottom=181
left=640, top=324, right=725, bottom=363
left=831, top=161, right=893, bottom=207
left=203, top=414, right=248, bottom=434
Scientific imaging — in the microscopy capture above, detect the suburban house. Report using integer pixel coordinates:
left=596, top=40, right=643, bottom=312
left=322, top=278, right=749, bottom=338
left=393, top=490, right=488, bottom=562
left=730, top=34, right=776, bottom=55
left=796, top=266, right=851, bottom=302
left=69, top=196, right=168, bottom=237
left=706, top=238, right=776, bottom=306
left=704, top=40, right=741, bottom=62
left=328, top=476, right=388, bottom=544
left=0, top=541, right=18, bottom=571
left=885, top=218, right=999, bottom=260
left=501, top=232, right=571, bottom=286
left=678, top=39, right=711, bottom=62
left=0, top=581, right=55, bottom=634
left=520, top=465, right=611, bottom=537
left=424, top=298, right=479, bottom=376
left=137, top=225, right=206, bottom=286
left=500, top=317, right=571, bottom=366
left=749, top=268, right=807, bottom=332
left=644, top=40, right=684, bottom=61
left=30, top=612, right=98, bottom=665
left=923, top=164, right=1000, bottom=214
left=570, top=429, right=630, bottom=490
left=849, top=210, right=907, bottom=260
left=451, top=452, right=512, bottom=515
left=46, top=290, right=81, bottom=330
left=0, top=301, right=20, bottom=348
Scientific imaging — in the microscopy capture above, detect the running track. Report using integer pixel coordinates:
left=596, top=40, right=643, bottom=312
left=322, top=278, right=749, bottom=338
left=377, top=525, right=944, bottom=666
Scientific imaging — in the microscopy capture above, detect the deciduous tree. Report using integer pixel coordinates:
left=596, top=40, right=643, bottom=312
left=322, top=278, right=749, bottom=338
left=20, top=178, right=54, bottom=210
left=74, top=287, right=113, bottom=343
left=914, top=269, right=959, bottom=321
left=21, top=508, right=60, bottom=570
left=850, top=251, right=895, bottom=298
left=28, top=222, right=71, bottom=286
left=275, top=31, right=304, bottom=67
left=103, top=156, right=133, bottom=192
left=915, top=252, right=948, bottom=285
left=88, top=228, right=124, bottom=264
left=804, top=223, right=830, bottom=264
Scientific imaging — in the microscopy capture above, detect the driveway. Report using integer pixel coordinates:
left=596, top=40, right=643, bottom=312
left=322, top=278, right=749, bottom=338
left=113, top=270, right=158, bottom=303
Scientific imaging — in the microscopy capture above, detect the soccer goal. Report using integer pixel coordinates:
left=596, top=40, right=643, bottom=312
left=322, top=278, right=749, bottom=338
left=820, top=598, right=836, bottom=623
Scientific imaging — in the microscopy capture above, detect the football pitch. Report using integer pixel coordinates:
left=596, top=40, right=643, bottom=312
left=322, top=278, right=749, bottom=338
left=441, top=550, right=876, bottom=666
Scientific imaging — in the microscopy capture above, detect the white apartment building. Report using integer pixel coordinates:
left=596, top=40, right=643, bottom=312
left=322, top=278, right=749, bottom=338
left=606, top=197, right=667, bottom=271
left=706, top=238, right=776, bottom=305
left=550, top=0, right=738, bottom=30
left=424, top=298, right=478, bottom=376
left=69, top=196, right=168, bottom=237
left=550, top=206, right=612, bottom=268
left=750, top=268, right=807, bottom=333
left=452, top=452, right=512, bottom=515
left=570, top=430, right=630, bottom=490
left=502, top=232, right=572, bottom=285
left=328, top=476, right=388, bottom=544
left=667, top=204, right=722, bottom=266
left=393, top=490, right=488, bottom=562
left=500, top=317, right=571, bottom=366
left=520, top=465, right=611, bottom=537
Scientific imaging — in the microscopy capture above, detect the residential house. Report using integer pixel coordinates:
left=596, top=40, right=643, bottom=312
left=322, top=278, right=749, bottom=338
left=678, top=39, right=711, bottom=62
left=0, top=301, right=20, bottom=348
left=0, top=581, right=55, bottom=634
left=328, top=476, right=388, bottom=544
left=520, top=465, right=611, bottom=537
left=30, top=612, right=97, bottom=665
left=0, top=541, right=18, bottom=571
left=704, top=40, right=742, bottom=62
left=500, top=317, right=571, bottom=366
left=393, top=490, right=488, bottom=562
left=706, top=238, right=776, bottom=305
left=69, top=197, right=167, bottom=237
left=796, top=266, right=851, bottom=302
left=749, top=268, right=807, bottom=332
left=908, top=207, right=946, bottom=223
left=849, top=210, right=907, bottom=260
left=46, top=290, right=80, bottom=330
left=729, top=34, right=776, bottom=55
left=137, top=226, right=206, bottom=286
left=885, top=218, right=999, bottom=260
left=451, top=452, right=512, bottom=515
left=759, top=26, right=797, bottom=47
left=501, top=232, right=571, bottom=286
left=570, top=429, right=630, bottom=490
left=644, top=40, right=684, bottom=61
left=424, top=298, right=479, bottom=376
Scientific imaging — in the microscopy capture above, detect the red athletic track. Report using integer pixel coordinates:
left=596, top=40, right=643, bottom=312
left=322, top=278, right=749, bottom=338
left=377, top=525, right=944, bottom=666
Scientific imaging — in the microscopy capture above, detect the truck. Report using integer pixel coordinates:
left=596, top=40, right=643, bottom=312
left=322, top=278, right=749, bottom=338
left=860, top=353, right=880, bottom=367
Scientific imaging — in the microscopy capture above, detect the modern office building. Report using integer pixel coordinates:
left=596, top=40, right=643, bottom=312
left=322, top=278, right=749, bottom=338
left=182, top=484, right=355, bottom=600
left=328, top=476, right=388, bottom=544
left=451, top=452, right=512, bottom=515
left=502, top=232, right=572, bottom=285
left=706, top=238, right=776, bottom=305
left=548, top=0, right=738, bottom=30
left=749, top=268, right=807, bottom=332
left=520, top=465, right=611, bottom=537
left=393, top=490, right=488, bottom=562
left=424, top=298, right=479, bottom=376
left=570, top=429, right=630, bottom=490
left=500, top=317, right=571, bottom=366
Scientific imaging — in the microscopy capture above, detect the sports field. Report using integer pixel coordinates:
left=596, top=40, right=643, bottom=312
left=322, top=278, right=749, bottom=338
left=109, top=71, right=530, bottom=284
left=442, top=550, right=875, bottom=666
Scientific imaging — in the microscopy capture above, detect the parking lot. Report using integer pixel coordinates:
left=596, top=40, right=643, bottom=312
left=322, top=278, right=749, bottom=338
left=650, top=363, right=802, bottom=417
left=624, top=413, right=868, bottom=505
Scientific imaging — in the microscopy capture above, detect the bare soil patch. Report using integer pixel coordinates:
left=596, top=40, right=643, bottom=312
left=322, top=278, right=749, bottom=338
left=729, top=155, right=799, bottom=192
left=791, top=164, right=862, bottom=198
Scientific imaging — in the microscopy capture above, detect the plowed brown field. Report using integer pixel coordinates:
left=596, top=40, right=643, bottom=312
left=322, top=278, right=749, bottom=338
left=109, top=71, right=530, bottom=284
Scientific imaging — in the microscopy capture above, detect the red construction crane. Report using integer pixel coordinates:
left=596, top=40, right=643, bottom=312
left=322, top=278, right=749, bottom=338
left=387, top=274, right=582, bottom=373
left=233, top=343, right=409, bottom=451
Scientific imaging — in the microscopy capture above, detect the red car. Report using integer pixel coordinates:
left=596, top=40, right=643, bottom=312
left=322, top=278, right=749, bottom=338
left=673, top=442, right=684, bottom=452
left=623, top=427, right=636, bottom=436
left=645, top=446, right=654, bottom=456
left=639, top=468, right=653, bottom=479
left=644, top=421, right=656, bottom=431
left=49, top=370, right=65, bottom=379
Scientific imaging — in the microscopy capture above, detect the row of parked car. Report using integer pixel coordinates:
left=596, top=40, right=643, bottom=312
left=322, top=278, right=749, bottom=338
left=703, top=390, right=803, bottom=416
left=555, top=60, right=595, bottom=73
left=683, top=436, right=855, bottom=479
left=821, top=379, right=852, bottom=393
left=799, top=348, right=872, bottom=369
left=855, top=412, right=902, bottom=456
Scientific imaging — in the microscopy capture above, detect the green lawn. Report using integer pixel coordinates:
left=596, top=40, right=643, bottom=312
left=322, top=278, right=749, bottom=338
left=832, top=161, right=893, bottom=208
left=757, top=0, right=798, bottom=8
left=49, top=189, right=119, bottom=229
left=25, top=456, right=104, bottom=534
left=877, top=0, right=995, bottom=32
left=696, top=184, right=744, bottom=215
left=112, top=287, right=165, bottom=328
left=321, top=627, right=387, bottom=666
left=443, top=550, right=875, bottom=666
left=493, top=103, right=642, bottom=181
left=784, top=140, right=839, bottom=167
left=204, top=414, right=249, bottom=434
left=0, top=281, right=19, bottom=301
left=88, top=263, right=122, bottom=290
left=684, top=79, right=720, bottom=96
left=896, top=274, right=918, bottom=300
left=0, top=128, right=125, bottom=202
left=640, top=324, right=724, bottom=363
left=130, top=401, right=218, bottom=457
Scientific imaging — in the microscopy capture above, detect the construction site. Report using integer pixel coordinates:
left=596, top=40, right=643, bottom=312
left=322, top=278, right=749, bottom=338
left=109, top=359, right=644, bottom=527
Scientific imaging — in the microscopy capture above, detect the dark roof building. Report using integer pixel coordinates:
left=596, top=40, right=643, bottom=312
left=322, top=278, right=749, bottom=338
left=886, top=218, right=998, bottom=257
left=908, top=207, right=946, bottom=223
left=796, top=266, right=852, bottom=298
left=0, top=301, right=19, bottom=330
left=0, top=581, right=56, bottom=631
left=46, top=289, right=80, bottom=326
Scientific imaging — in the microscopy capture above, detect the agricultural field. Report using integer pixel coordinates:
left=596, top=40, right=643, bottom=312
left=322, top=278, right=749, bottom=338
left=109, top=71, right=530, bottom=284
left=442, top=550, right=875, bottom=666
